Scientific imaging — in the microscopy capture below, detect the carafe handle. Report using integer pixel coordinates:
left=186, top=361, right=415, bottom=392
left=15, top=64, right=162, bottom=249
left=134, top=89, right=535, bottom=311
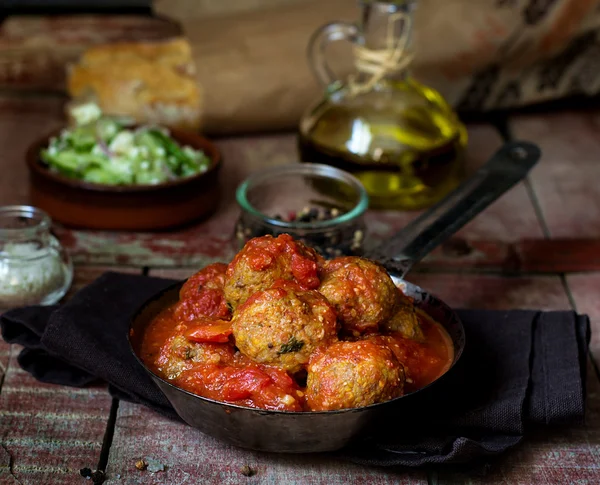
left=307, top=22, right=359, bottom=87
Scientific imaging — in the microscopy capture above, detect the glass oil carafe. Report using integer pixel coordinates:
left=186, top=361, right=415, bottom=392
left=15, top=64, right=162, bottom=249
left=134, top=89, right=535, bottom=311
left=298, top=0, right=468, bottom=210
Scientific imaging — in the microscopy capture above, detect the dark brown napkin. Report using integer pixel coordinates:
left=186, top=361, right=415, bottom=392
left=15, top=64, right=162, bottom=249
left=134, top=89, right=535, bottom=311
left=0, top=272, right=590, bottom=467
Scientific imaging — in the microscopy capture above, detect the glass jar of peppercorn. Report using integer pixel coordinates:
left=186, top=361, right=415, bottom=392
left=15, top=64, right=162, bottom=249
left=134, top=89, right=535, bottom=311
left=234, top=164, right=369, bottom=258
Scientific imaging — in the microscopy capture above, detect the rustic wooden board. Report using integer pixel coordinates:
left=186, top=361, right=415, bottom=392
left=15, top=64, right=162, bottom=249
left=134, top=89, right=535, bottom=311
left=418, top=238, right=600, bottom=274
left=566, top=273, right=600, bottom=361
left=0, top=341, right=10, bottom=390
left=50, top=124, right=545, bottom=269
left=511, top=111, right=600, bottom=238
left=508, top=239, right=600, bottom=273
left=105, top=400, right=428, bottom=485
left=0, top=265, right=143, bottom=484
left=63, top=265, right=142, bottom=301
left=407, top=273, right=571, bottom=311
left=0, top=91, right=598, bottom=485
left=0, top=346, right=112, bottom=484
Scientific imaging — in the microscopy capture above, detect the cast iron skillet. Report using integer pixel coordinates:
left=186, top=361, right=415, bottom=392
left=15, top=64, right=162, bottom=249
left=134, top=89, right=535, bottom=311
left=128, top=141, right=541, bottom=453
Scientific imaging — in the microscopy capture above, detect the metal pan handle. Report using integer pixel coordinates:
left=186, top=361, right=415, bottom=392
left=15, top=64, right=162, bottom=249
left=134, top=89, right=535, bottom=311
left=365, top=140, right=541, bottom=278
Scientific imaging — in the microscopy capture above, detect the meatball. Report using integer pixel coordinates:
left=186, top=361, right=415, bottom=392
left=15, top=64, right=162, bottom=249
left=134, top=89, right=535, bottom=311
left=380, top=291, right=424, bottom=341
left=224, top=234, right=323, bottom=310
left=180, top=262, right=227, bottom=298
left=318, top=257, right=399, bottom=335
left=232, top=280, right=338, bottom=373
left=306, top=340, right=405, bottom=411
left=156, top=329, right=235, bottom=380
left=175, top=263, right=231, bottom=322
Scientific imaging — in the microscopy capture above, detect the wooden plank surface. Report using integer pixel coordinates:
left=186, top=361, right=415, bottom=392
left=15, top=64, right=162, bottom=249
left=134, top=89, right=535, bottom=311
left=0, top=92, right=599, bottom=485
left=0, top=265, right=143, bottom=484
left=566, top=272, right=600, bottom=360
left=408, top=273, right=571, bottom=310
left=511, top=111, right=600, bottom=238
left=62, top=265, right=142, bottom=301
left=0, top=94, right=586, bottom=275
left=0, top=346, right=111, bottom=484
left=417, top=238, right=600, bottom=274
left=0, top=340, right=10, bottom=396
left=49, top=124, right=542, bottom=269
left=106, top=400, right=428, bottom=484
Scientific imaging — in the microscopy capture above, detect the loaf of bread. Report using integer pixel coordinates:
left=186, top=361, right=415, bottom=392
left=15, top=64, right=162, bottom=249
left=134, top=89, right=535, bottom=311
left=66, top=37, right=202, bottom=131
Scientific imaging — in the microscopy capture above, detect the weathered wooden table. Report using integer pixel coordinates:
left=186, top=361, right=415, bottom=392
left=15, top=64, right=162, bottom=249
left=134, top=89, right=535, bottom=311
left=1, top=94, right=600, bottom=484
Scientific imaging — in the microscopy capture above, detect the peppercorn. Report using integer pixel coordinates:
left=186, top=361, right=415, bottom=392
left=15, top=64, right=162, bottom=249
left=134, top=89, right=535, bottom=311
left=240, top=465, right=256, bottom=477
left=234, top=204, right=365, bottom=258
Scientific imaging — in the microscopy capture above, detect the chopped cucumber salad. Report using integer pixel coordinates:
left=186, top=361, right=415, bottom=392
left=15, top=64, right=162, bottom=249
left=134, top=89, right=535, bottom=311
left=40, top=112, right=211, bottom=186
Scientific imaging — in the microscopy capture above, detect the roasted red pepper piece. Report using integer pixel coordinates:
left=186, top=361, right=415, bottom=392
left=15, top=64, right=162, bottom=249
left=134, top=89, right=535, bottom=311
left=221, top=368, right=272, bottom=400
left=261, top=365, right=294, bottom=389
left=185, top=319, right=233, bottom=343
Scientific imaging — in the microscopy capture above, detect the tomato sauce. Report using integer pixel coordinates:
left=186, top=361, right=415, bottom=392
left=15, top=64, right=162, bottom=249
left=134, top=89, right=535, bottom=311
left=377, top=311, right=454, bottom=393
left=175, top=360, right=304, bottom=411
left=139, top=305, right=304, bottom=411
left=139, top=305, right=179, bottom=376
left=139, top=243, right=454, bottom=411
left=140, top=302, right=454, bottom=410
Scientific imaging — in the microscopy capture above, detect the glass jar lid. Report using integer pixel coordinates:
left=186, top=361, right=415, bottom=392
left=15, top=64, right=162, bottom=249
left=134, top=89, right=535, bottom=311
left=236, top=163, right=369, bottom=232
left=0, top=205, right=52, bottom=241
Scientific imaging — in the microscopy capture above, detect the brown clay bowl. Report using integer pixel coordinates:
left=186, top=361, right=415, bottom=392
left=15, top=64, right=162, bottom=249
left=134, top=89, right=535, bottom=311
left=26, top=127, right=222, bottom=231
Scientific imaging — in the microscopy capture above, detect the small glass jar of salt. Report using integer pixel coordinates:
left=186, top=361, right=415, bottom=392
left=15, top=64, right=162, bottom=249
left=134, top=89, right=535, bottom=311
left=0, top=205, right=73, bottom=308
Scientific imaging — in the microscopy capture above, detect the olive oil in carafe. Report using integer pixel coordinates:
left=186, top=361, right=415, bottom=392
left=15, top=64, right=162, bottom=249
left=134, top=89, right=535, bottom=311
left=299, top=80, right=468, bottom=210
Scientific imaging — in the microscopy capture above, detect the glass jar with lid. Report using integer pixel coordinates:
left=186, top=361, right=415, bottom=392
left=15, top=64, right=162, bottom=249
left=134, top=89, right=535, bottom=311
left=299, top=0, right=468, bottom=210
left=0, top=205, right=73, bottom=308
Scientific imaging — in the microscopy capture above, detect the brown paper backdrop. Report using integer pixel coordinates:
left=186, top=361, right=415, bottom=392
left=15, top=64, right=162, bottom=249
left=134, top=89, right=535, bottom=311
left=156, top=0, right=600, bottom=135
left=155, top=0, right=359, bottom=134
left=1, top=1, right=598, bottom=135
